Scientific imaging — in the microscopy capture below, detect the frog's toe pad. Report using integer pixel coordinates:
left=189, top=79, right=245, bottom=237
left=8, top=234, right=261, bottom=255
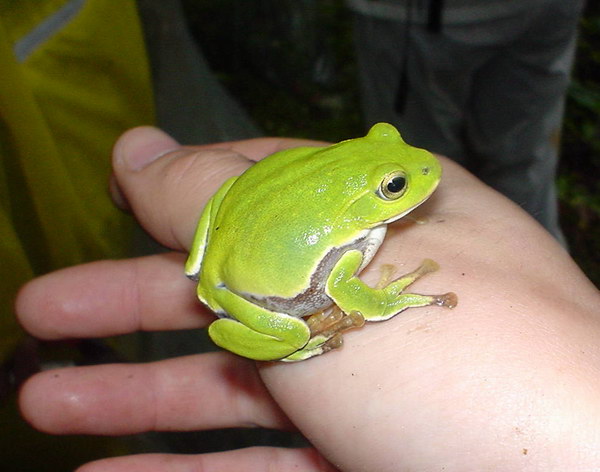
left=435, top=292, right=458, bottom=308
left=420, top=258, right=440, bottom=274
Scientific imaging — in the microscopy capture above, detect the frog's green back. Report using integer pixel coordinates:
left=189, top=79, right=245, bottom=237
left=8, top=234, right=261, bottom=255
left=200, top=123, right=440, bottom=299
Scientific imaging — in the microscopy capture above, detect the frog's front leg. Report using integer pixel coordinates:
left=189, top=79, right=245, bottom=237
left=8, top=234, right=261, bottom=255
left=327, top=250, right=457, bottom=322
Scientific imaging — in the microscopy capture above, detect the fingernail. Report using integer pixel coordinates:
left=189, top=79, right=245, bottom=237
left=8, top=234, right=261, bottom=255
left=114, top=126, right=179, bottom=172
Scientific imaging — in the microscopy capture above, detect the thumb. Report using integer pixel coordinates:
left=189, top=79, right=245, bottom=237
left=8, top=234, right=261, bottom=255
left=111, top=126, right=251, bottom=250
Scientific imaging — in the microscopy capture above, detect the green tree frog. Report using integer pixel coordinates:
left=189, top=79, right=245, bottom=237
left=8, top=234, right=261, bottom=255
left=185, top=123, right=457, bottom=362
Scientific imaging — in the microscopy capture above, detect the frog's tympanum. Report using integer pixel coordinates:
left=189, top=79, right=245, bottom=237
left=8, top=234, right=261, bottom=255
left=186, top=123, right=457, bottom=362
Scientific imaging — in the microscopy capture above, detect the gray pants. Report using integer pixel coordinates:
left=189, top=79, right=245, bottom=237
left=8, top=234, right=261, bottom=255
left=352, top=0, right=584, bottom=242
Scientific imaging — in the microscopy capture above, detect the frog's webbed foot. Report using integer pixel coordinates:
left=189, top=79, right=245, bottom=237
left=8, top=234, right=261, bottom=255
left=306, top=304, right=344, bottom=333
left=280, top=307, right=365, bottom=362
left=327, top=251, right=458, bottom=325
left=388, top=259, right=457, bottom=307
left=307, top=306, right=365, bottom=337
left=366, top=259, right=457, bottom=320
left=376, top=259, right=457, bottom=304
left=315, top=309, right=365, bottom=353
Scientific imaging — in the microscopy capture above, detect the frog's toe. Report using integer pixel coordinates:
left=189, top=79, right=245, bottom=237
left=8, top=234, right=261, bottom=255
left=306, top=306, right=345, bottom=334
left=320, top=332, right=344, bottom=352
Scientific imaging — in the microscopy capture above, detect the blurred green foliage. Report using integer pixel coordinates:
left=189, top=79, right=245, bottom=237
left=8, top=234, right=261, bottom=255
left=185, top=0, right=599, bottom=285
left=559, top=2, right=600, bottom=285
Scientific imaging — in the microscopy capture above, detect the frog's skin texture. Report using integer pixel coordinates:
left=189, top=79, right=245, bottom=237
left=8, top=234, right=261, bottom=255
left=186, top=123, right=456, bottom=362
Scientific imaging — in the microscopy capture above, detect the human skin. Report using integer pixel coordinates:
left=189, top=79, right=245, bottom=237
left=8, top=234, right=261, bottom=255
left=16, top=126, right=600, bottom=471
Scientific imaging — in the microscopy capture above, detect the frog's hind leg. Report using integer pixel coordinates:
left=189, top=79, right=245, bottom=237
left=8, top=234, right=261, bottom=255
left=209, top=289, right=311, bottom=361
left=209, top=317, right=309, bottom=361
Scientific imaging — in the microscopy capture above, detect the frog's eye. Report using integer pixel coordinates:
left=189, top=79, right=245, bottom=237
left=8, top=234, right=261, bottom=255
left=378, top=171, right=408, bottom=200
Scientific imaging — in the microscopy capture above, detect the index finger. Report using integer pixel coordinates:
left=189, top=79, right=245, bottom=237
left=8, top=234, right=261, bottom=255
left=16, top=252, right=212, bottom=339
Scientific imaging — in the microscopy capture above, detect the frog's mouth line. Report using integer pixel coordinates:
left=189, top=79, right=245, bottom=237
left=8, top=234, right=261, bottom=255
left=381, top=192, right=433, bottom=225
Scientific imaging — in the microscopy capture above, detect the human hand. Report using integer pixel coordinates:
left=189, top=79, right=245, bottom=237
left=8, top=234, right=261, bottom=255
left=17, top=127, right=600, bottom=471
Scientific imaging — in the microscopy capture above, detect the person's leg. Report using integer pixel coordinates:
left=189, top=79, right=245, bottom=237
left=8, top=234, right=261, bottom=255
left=352, top=12, right=492, bottom=166
left=465, top=0, right=584, bottom=242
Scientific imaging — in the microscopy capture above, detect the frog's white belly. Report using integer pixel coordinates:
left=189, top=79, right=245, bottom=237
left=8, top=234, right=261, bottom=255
left=241, top=225, right=387, bottom=318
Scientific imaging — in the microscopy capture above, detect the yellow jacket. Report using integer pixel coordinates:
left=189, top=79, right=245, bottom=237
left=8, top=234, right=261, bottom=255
left=0, top=0, right=155, bottom=359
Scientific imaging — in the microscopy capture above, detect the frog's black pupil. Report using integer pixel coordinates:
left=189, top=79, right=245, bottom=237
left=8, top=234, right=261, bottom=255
left=387, top=176, right=406, bottom=193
